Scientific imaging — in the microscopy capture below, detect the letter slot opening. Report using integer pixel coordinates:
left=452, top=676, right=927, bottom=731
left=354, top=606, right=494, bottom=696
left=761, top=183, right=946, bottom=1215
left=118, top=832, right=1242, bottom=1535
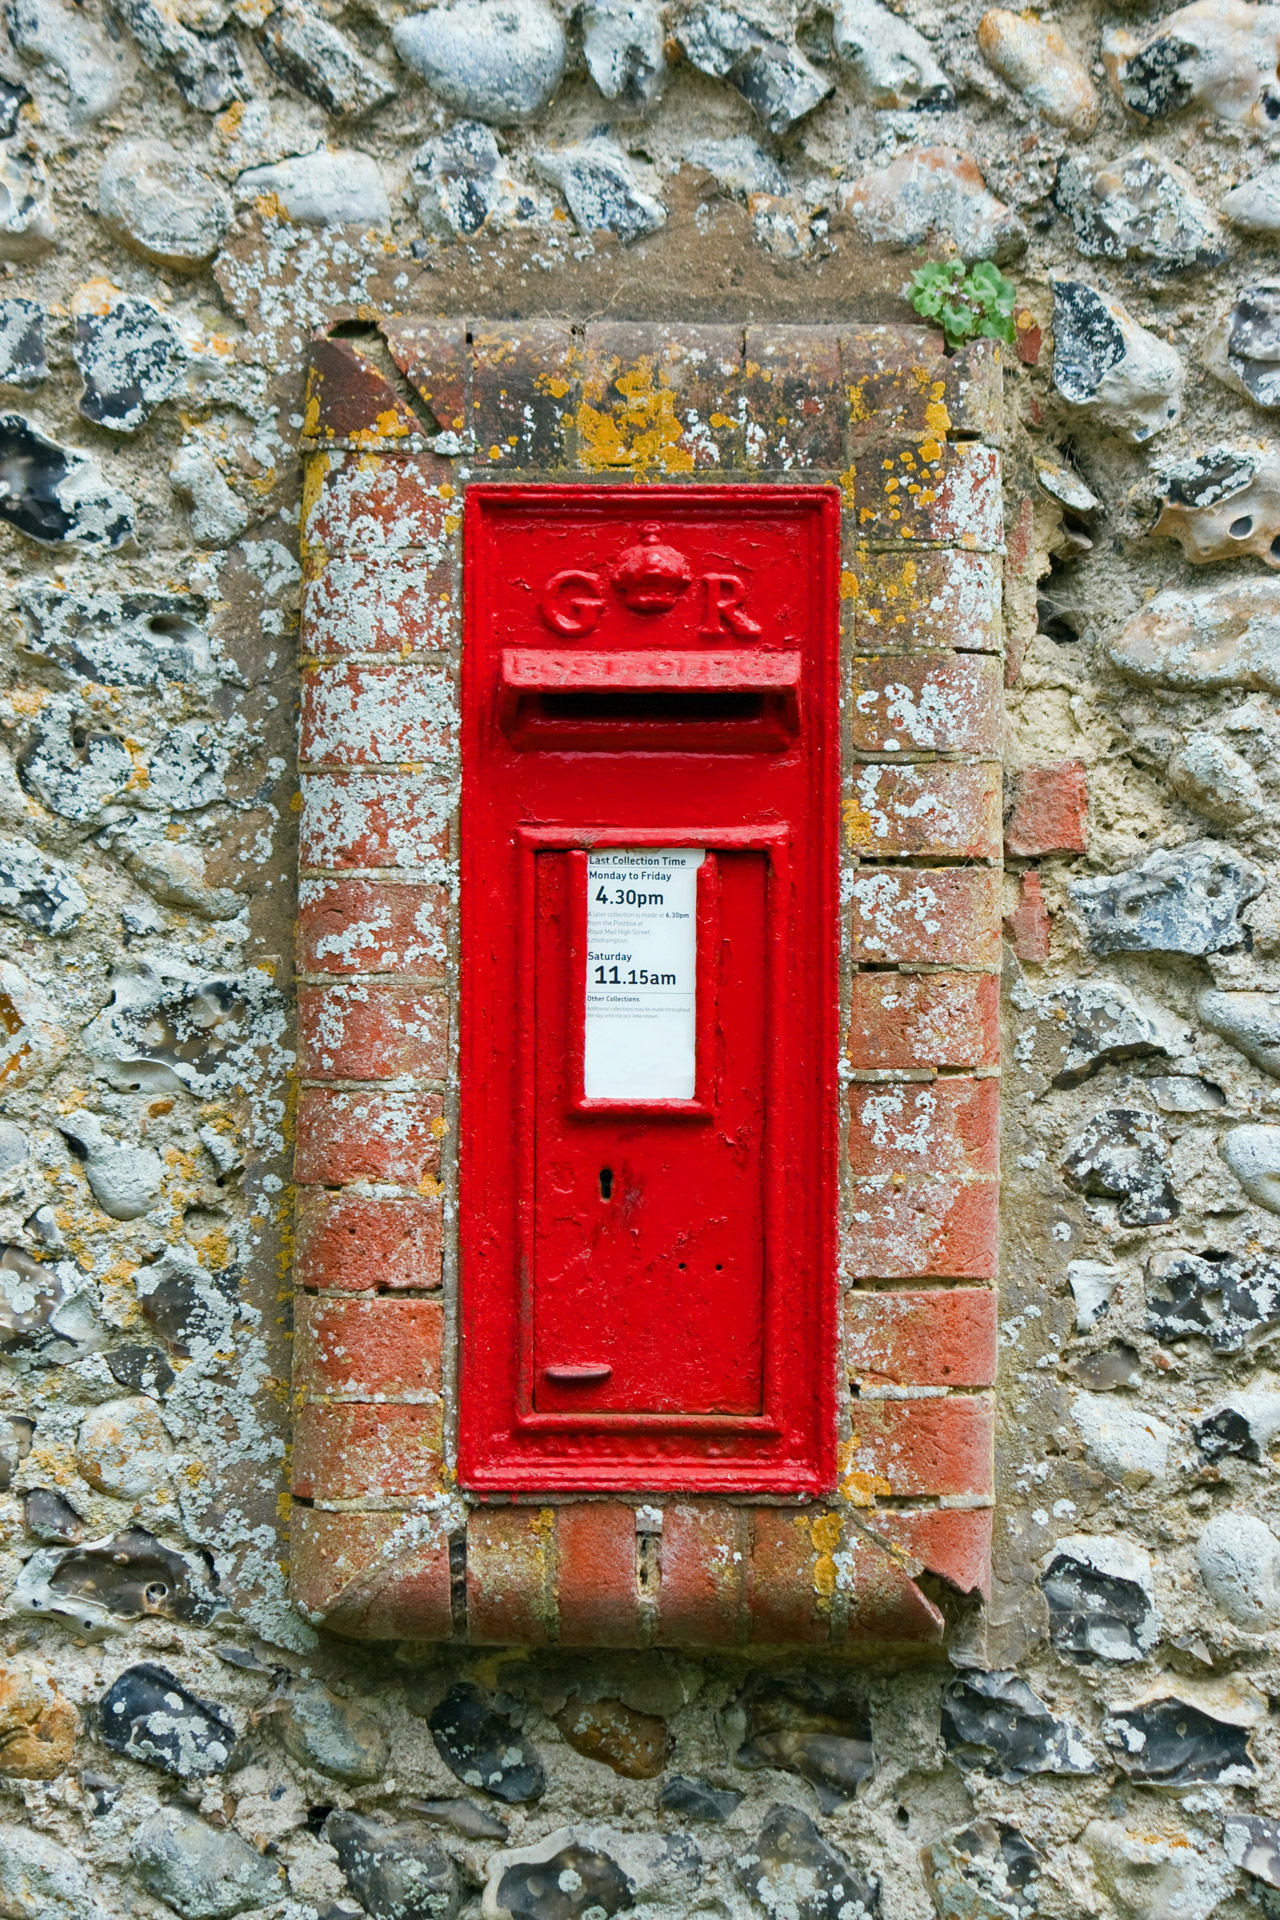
left=499, top=648, right=800, bottom=749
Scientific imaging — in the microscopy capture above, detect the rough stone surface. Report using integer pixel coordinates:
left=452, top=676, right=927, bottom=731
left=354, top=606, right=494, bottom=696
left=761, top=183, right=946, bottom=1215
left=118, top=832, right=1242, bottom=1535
left=1055, top=145, right=1224, bottom=271
left=835, top=0, right=953, bottom=111
left=1195, top=1510, right=1280, bottom=1627
left=134, top=1805, right=285, bottom=1919
left=98, top=140, right=231, bottom=269
left=533, top=138, right=664, bottom=240
left=1070, top=840, right=1264, bottom=955
left=979, top=9, right=1097, bottom=134
left=392, top=0, right=565, bottom=125
left=1051, top=281, right=1184, bottom=443
left=841, top=144, right=1026, bottom=263
left=235, top=148, right=391, bottom=229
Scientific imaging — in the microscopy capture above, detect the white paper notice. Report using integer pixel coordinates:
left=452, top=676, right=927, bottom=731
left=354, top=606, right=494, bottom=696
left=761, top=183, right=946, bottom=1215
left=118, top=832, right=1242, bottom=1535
left=584, top=848, right=704, bottom=1101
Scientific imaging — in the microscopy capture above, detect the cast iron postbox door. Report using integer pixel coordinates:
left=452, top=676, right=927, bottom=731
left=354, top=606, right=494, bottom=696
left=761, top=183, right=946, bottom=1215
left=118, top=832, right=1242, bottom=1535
left=460, top=486, right=839, bottom=1493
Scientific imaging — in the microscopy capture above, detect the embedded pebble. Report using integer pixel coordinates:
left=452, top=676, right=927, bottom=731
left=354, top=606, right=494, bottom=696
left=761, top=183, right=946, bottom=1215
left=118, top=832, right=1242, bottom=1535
left=1070, top=840, right=1264, bottom=955
left=533, top=138, right=665, bottom=241
left=274, top=1679, right=389, bottom=1783
left=1221, top=1124, right=1280, bottom=1211
left=84, top=968, right=281, bottom=1099
left=840, top=144, right=1026, bottom=263
left=1103, top=1690, right=1258, bottom=1786
left=678, top=3, right=832, bottom=133
left=410, top=122, right=545, bottom=239
left=258, top=2, right=396, bottom=119
left=1224, top=1815, right=1280, bottom=1894
left=729, top=1672, right=873, bottom=1810
left=657, top=1776, right=743, bottom=1822
left=942, top=1672, right=1096, bottom=1779
left=1108, top=577, right=1280, bottom=693
left=61, top=1112, right=164, bottom=1220
left=1029, top=979, right=1180, bottom=1087
left=833, top=0, right=952, bottom=111
left=0, top=297, right=44, bottom=387
left=1168, top=731, right=1264, bottom=823
left=482, top=1827, right=700, bottom=1919
left=4, top=0, right=125, bottom=123
left=553, top=1694, right=672, bottom=1779
left=1051, top=281, right=1183, bottom=444
left=978, top=9, right=1098, bottom=134
left=1222, top=159, right=1280, bottom=232
left=235, top=147, right=391, bottom=229
left=1084, top=1819, right=1234, bottom=1919
left=76, top=1395, right=172, bottom=1494
left=0, top=139, right=54, bottom=257
left=1205, top=282, right=1280, bottom=409
left=405, top=1798, right=509, bottom=1841
left=0, top=1244, right=103, bottom=1362
left=170, top=440, right=248, bottom=545
left=392, top=0, right=565, bottom=124
left=1067, top=1259, right=1119, bottom=1331
left=0, top=836, right=86, bottom=934
left=1055, top=145, right=1223, bottom=271
left=1107, top=0, right=1280, bottom=129
left=1061, top=1107, right=1176, bottom=1225
left=734, top=1806, right=878, bottom=1920
left=73, top=292, right=183, bottom=434
left=1152, top=445, right=1280, bottom=569
left=108, top=0, right=244, bottom=112
left=685, top=134, right=785, bottom=199
left=1146, top=1245, right=1280, bottom=1349
left=21, top=1486, right=83, bottom=1538
left=1198, top=989, right=1280, bottom=1073
left=19, top=585, right=212, bottom=686
left=1040, top=1536, right=1158, bottom=1663
left=98, top=139, right=232, bottom=269
left=105, top=1343, right=175, bottom=1395
left=134, top=1804, right=284, bottom=1918
left=1071, top=1391, right=1173, bottom=1485
left=1193, top=1388, right=1280, bottom=1461
left=0, top=1659, right=76, bottom=1778
left=324, top=1811, right=463, bottom=1920
left=428, top=1681, right=545, bottom=1802
left=99, top=1662, right=235, bottom=1776
left=582, top=0, right=667, bottom=109
left=0, top=413, right=134, bottom=547
left=922, top=1821, right=1042, bottom=1920
left=0, top=1822, right=104, bottom=1920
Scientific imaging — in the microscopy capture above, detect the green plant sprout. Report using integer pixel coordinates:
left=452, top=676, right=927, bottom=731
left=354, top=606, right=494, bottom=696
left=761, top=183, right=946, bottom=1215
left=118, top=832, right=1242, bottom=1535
left=908, top=258, right=1017, bottom=349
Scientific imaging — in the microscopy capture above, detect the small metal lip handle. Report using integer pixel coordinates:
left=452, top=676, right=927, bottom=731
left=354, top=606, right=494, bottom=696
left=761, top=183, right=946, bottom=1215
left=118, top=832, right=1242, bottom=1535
left=543, top=1363, right=613, bottom=1384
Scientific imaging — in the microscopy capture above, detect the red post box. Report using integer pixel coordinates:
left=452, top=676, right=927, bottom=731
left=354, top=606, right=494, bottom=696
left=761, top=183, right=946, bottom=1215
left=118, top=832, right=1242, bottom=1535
left=460, top=486, right=840, bottom=1493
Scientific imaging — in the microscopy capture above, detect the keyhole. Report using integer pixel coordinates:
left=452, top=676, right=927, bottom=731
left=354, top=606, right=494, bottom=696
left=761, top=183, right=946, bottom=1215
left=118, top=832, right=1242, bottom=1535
left=599, top=1167, right=613, bottom=1200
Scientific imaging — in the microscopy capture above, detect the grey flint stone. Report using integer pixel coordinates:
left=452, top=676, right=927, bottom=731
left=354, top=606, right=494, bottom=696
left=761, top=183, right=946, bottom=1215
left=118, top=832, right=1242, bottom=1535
left=392, top=0, right=566, bottom=125
left=583, top=0, right=667, bottom=109
left=98, top=140, right=232, bottom=269
left=1069, top=839, right=1264, bottom=955
left=533, top=138, right=665, bottom=240
left=134, top=1804, right=284, bottom=1918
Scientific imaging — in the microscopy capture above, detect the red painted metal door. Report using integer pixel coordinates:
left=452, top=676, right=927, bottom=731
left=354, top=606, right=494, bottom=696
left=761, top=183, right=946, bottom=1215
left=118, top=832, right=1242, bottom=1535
left=459, top=486, right=839, bottom=1494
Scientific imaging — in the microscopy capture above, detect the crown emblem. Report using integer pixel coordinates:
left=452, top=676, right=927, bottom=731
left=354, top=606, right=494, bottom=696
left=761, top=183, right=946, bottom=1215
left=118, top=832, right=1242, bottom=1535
left=610, top=523, right=692, bottom=615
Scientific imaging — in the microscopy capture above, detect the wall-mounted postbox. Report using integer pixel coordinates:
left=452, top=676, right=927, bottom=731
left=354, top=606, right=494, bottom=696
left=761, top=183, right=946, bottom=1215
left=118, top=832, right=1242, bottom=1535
left=460, top=487, right=840, bottom=1494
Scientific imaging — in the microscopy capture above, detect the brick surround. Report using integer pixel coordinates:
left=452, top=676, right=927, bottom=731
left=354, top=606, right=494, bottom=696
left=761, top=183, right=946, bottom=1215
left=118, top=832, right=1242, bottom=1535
left=291, top=321, right=1004, bottom=1649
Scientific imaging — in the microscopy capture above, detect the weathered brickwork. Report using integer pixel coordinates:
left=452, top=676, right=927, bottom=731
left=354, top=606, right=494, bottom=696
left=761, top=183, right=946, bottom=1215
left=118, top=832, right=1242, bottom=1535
left=291, top=321, right=1002, bottom=1649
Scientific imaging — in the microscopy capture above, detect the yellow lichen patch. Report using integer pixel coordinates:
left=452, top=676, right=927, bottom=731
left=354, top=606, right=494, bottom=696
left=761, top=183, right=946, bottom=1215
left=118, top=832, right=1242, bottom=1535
left=809, top=1510, right=842, bottom=1603
left=846, top=380, right=871, bottom=424
left=842, top=1468, right=892, bottom=1508
left=536, top=372, right=571, bottom=399
left=431, top=1114, right=449, bottom=1138
left=575, top=358, right=695, bottom=475
left=841, top=796, right=873, bottom=847
left=348, top=409, right=411, bottom=447
left=301, top=389, right=321, bottom=439
left=920, top=437, right=942, bottom=464
left=924, top=398, right=952, bottom=437
left=839, top=568, right=858, bottom=601
left=8, top=687, right=47, bottom=717
left=299, top=456, right=328, bottom=543
left=69, top=276, right=122, bottom=318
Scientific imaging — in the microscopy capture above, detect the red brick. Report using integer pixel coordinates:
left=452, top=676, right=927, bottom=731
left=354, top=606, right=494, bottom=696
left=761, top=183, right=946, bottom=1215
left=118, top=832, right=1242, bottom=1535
left=295, top=1191, right=443, bottom=1292
left=850, top=653, right=1002, bottom=755
left=853, top=442, right=1003, bottom=550
left=844, top=762, right=1001, bottom=860
left=840, top=332, right=1001, bottom=444
left=656, top=1504, right=744, bottom=1647
left=555, top=1504, right=639, bottom=1647
left=301, top=450, right=457, bottom=557
left=301, top=663, right=456, bottom=766
left=868, top=1506, right=992, bottom=1600
left=848, top=1078, right=998, bottom=1181
left=578, top=323, right=742, bottom=472
left=850, top=549, right=1001, bottom=653
left=846, top=1177, right=998, bottom=1280
left=294, top=1294, right=443, bottom=1401
left=294, top=1088, right=443, bottom=1187
left=292, top=1401, right=444, bottom=1501
left=299, top=770, right=452, bottom=871
left=297, top=982, right=448, bottom=1082
left=848, top=971, right=1000, bottom=1072
left=848, top=867, right=1002, bottom=967
left=302, top=556, right=456, bottom=656
left=380, top=318, right=469, bottom=435
left=745, top=1511, right=830, bottom=1647
left=850, top=1397, right=993, bottom=1499
left=837, top=1533, right=945, bottom=1643
left=1003, top=496, right=1036, bottom=688
left=1005, top=762, right=1088, bottom=858
left=844, top=1288, right=996, bottom=1388
left=291, top=1506, right=453, bottom=1638
left=303, top=337, right=423, bottom=447
left=471, top=323, right=578, bottom=468
left=466, top=1506, right=556, bottom=1646
left=298, top=877, right=448, bottom=979
left=1004, top=869, right=1050, bottom=962
left=741, top=325, right=844, bottom=468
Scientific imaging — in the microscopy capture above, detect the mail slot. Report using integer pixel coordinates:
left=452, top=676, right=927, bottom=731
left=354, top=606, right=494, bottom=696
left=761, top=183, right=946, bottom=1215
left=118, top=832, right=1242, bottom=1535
left=459, top=486, right=840, bottom=1493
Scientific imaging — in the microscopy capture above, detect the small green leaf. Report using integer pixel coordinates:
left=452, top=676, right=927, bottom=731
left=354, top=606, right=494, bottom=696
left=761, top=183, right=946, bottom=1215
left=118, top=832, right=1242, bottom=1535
left=908, top=257, right=1018, bottom=349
